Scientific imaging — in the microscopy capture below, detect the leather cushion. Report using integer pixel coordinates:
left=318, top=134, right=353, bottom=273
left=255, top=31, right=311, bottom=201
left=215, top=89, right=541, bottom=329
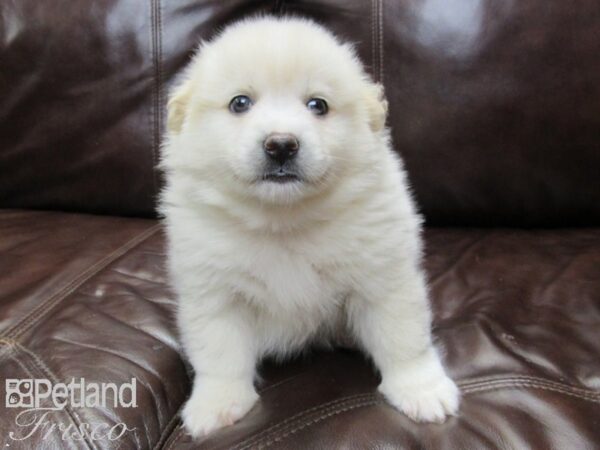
left=1, top=211, right=598, bottom=449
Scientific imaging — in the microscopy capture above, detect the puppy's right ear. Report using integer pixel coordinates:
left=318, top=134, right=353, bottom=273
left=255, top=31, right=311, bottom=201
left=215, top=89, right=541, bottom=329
left=166, top=77, right=194, bottom=135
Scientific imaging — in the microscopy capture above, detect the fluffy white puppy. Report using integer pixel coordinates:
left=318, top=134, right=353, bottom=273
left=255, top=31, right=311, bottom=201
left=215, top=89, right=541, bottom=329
left=160, top=16, right=459, bottom=438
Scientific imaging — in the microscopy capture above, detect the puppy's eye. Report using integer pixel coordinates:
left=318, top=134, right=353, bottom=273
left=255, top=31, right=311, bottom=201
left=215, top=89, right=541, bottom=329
left=306, top=98, right=328, bottom=116
left=229, top=95, right=253, bottom=114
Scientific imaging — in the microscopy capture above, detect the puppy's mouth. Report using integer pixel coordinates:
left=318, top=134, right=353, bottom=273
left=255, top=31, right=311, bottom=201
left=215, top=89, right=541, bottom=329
left=261, top=168, right=302, bottom=184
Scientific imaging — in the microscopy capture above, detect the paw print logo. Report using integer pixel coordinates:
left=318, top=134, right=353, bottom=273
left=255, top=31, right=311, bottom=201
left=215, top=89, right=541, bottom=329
left=5, top=379, right=34, bottom=408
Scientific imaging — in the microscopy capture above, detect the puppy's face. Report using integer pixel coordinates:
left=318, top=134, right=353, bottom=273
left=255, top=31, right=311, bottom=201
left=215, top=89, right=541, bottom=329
left=165, top=18, right=387, bottom=205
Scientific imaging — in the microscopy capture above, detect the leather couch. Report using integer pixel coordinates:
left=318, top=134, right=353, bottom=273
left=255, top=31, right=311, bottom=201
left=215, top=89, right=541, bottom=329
left=1, top=1, right=599, bottom=449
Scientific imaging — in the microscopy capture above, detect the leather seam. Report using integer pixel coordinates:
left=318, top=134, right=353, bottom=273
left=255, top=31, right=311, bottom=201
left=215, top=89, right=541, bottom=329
left=160, top=394, right=376, bottom=450
left=241, top=379, right=599, bottom=448
left=460, top=374, right=598, bottom=389
left=4, top=340, right=98, bottom=450
left=371, top=0, right=377, bottom=82
left=150, top=0, right=163, bottom=196
left=458, top=375, right=600, bottom=399
left=459, top=377, right=600, bottom=403
left=158, top=373, right=599, bottom=449
left=2, top=224, right=161, bottom=341
left=378, top=0, right=384, bottom=83
left=463, top=382, right=600, bottom=403
left=154, top=403, right=185, bottom=450
left=164, top=426, right=184, bottom=450
left=259, top=398, right=381, bottom=448
left=231, top=394, right=376, bottom=450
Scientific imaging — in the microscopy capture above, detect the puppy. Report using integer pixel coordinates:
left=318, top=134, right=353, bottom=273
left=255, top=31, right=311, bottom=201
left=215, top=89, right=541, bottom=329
left=160, top=17, right=459, bottom=438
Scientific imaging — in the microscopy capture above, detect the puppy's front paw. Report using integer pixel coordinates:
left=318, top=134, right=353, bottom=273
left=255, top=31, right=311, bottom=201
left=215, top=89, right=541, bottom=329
left=380, top=372, right=459, bottom=423
left=182, top=378, right=259, bottom=439
left=379, top=349, right=460, bottom=424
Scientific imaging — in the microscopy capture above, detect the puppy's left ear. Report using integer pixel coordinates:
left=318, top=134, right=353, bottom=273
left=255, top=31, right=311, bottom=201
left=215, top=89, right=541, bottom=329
left=364, top=82, right=388, bottom=132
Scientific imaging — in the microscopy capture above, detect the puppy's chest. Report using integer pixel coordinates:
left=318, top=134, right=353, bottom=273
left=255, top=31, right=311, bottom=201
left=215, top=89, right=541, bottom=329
left=236, top=237, right=347, bottom=312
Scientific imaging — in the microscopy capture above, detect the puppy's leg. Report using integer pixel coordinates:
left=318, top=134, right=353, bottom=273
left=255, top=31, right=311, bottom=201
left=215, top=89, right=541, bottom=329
left=349, top=271, right=459, bottom=423
left=179, top=299, right=258, bottom=438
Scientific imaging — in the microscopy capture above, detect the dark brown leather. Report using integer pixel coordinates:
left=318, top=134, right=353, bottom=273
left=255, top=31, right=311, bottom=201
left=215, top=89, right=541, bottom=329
left=0, top=0, right=278, bottom=217
left=0, top=210, right=188, bottom=449
left=1, top=211, right=599, bottom=448
left=1, top=0, right=600, bottom=449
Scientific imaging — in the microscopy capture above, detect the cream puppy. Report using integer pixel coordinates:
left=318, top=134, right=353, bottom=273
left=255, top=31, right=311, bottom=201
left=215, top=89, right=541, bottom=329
left=160, top=17, right=459, bottom=438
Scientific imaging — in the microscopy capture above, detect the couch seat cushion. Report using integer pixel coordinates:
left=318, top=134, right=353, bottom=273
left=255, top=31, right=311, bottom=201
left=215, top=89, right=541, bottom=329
left=1, top=210, right=598, bottom=449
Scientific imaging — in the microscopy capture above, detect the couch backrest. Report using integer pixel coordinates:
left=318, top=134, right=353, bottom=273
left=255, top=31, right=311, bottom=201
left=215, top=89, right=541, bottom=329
left=1, top=0, right=599, bottom=226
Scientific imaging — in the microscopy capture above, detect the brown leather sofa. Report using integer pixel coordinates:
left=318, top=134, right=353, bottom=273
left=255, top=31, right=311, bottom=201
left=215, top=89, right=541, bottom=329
left=1, top=1, right=599, bottom=449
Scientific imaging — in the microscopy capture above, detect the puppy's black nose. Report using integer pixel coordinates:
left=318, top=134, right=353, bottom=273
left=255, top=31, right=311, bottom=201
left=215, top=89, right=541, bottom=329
left=263, top=133, right=299, bottom=165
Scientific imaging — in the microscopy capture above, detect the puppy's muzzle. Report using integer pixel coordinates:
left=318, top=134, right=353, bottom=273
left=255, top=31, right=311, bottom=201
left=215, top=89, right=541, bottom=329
left=263, top=133, right=299, bottom=165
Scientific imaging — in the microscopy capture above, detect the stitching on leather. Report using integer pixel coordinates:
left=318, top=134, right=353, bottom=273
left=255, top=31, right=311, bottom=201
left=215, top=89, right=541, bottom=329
left=6, top=341, right=98, bottom=450
left=464, top=382, right=600, bottom=402
left=463, top=382, right=600, bottom=403
left=2, top=224, right=161, bottom=341
left=459, top=375, right=600, bottom=397
left=232, top=394, right=375, bottom=450
left=160, top=395, right=377, bottom=450
left=226, top=374, right=599, bottom=448
left=158, top=373, right=600, bottom=449
left=459, top=374, right=600, bottom=398
left=154, top=404, right=184, bottom=450
left=150, top=0, right=157, bottom=193
left=163, top=426, right=184, bottom=450
left=459, top=377, right=600, bottom=403
left=259, top=398, right=381, bottom=448
left=371, top=0, right=377, bottom=82
left=150, top=0, right=163, bottom=195
left=378, top=0, right=384, bottom=83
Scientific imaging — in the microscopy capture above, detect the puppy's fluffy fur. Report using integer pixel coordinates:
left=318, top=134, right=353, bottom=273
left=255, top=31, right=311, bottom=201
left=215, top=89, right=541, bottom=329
left=160, top=17, right=459, bottom=438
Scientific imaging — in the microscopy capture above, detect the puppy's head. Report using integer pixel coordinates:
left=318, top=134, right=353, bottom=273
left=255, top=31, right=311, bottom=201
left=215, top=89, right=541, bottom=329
left=164, top=17, right=387, bottom=205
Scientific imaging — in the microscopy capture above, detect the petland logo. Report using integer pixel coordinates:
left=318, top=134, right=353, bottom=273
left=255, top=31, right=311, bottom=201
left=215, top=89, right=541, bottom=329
left=6, top=378, right=137, bottom=409
left=5, top=378, right=137, bottom=442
